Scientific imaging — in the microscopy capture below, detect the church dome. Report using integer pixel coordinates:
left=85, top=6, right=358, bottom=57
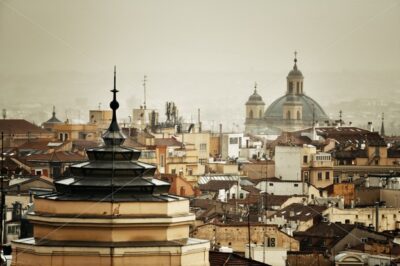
left=43, top=106, right=62, bottom=125
left=287, top=68, right=303, bottom=78
left=264, top=94, right=329, bottom=123
left=246, top=87, right=265, bottom=105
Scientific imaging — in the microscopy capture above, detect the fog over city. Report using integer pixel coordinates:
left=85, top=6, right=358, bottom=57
left=0, top=0, right=399, bottom=133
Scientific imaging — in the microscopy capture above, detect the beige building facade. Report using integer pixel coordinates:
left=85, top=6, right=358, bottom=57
left=191, top=223, right=299, bottom=253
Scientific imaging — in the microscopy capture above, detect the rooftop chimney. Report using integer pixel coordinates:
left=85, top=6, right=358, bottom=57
left=368, top=122, right=374, bottom=132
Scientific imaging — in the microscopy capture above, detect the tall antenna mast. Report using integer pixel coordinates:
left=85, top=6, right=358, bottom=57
left=143, top=75, right=147, bottom=109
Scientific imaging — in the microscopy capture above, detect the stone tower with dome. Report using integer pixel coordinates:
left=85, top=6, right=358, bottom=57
left=245, top=53, right=330, bottom=134
left=245, top=83, right=266, bottom=133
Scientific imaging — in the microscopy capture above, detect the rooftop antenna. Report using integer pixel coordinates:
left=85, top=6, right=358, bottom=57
left=143, top=75, right=147, bottom=110
left=339, top=110, right=343, bottom=126
left=2, top=109, right=6, bottom=120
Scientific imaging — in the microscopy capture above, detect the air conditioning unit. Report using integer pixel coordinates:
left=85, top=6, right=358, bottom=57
left=268, top=237, right=276, bottom=247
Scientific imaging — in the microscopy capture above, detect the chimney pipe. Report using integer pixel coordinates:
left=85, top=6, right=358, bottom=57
left=219, top=124, right=223, bottom=157
left=368, top=122, right=373, bottom=132
left=198, top=108, right=202, bottom=133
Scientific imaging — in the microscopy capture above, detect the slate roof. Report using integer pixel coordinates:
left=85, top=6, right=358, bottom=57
left=333, top=149, right=368, bottom=159
left=270, top=203, right=327, bottom=221
left=294, top=222, right=357, bottom=251
left=316, top=127, right=386, bottom=147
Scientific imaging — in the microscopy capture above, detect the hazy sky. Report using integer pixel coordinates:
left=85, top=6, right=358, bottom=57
left=0, top=0, right=399, bottom=131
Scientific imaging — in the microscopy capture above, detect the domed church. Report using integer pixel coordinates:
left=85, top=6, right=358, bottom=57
left=245, top=53, right=330, bottom=134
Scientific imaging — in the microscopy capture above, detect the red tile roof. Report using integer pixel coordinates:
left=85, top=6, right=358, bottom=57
left=26, top=151, right=86, bottom=162
left=18, top=139, right=62, bottom=151
left=0, top=119, right=49, bottom=134
left=199, top=180, right=237, bottom=192
left=154, top=138, right=183, bottom=147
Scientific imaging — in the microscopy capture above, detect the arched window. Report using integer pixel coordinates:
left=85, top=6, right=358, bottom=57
left=297, top=111, right=301, bottom=120
left=249, top=110, right=253, bottom=119
left=289, top=82, right=293, bottom=93
left=259, top=110, right=262, bottom=118
left=287, top=111, right=291, bottom=120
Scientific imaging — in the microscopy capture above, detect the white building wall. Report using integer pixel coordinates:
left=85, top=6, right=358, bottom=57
left=221, top=133, right=244, bottom=159
left=323, top=207, right=400, bottom=231
left=256, top=181, right=304, bottom=196
left=246, top=246, right=287, bottom=266
left=275, top=146, right=302, bottom=181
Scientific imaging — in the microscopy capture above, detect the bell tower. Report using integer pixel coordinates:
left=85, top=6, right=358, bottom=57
left=245, top=83, right=265, bottom=120
left=286, top=51, right=304, bottom=96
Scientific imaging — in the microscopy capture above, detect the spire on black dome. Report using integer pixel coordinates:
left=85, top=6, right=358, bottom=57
left=102, top=66, right=126, bottom=146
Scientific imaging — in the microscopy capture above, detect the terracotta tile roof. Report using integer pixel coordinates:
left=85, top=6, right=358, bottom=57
left=26, top=151, right=86, bottom=163
left=72, top=140, right=99, bottom=150
left=0, top=119, right=49, bottom=134
left=18, top=139, right=63, bottom=151
left=241, top=185, right=261, bottom=194
left=264, top=194, right=292, bottom=208
left=209, top=251, right=270, bottom=266
left=154, top=138, right=183, bottom=147
left=199, top=180, right=237, bottom=192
